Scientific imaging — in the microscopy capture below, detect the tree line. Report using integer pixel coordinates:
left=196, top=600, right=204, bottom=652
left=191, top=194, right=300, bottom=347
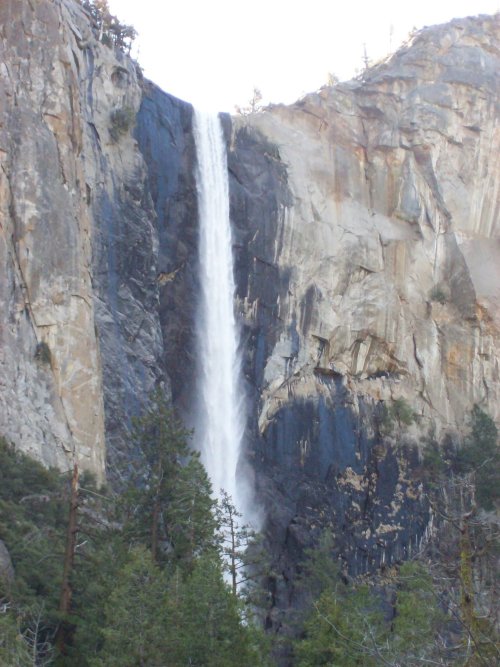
left=0, top=390, right=268, bottom=665
left=0, top=396, right=498, bottom=665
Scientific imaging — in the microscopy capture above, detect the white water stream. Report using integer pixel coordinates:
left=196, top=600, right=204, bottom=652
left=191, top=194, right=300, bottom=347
left=193, top=110, right=248, bottom=518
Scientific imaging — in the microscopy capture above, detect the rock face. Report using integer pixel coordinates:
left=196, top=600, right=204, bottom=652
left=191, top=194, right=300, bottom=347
left=0, top=0, right=498, bottom=627
left=233, top=14, right=500, bottom=441
left=1, top=0, right=107, bottom=479
left=135, top=83, right=198, bottom=415
left=227, top=13, right=500, bottom=620
left=0, top=0, right=185, bottom=481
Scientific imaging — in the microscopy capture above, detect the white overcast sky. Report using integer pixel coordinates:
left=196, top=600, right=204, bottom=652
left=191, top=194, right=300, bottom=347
left=108, top=0, right=499, bottom=112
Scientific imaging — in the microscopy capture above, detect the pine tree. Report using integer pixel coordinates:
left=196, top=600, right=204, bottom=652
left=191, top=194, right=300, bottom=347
left=169, top=553, right=265, bottom=667
left=0, top=607, right=33, bottom=666
left=79, top=0, right=136, bottom=52
left=295, top=582, right=385, bottom=667
left=294, top=534, right=447, bottom=666
left=457, top=405, right=499, bottom=510
left=92, top=546, right=166, bottom=667
left=124, top=389, right=217, bottom=567
left=389, top=562, right=446, bottom=665
left=216, top=491, right=263, bottom=596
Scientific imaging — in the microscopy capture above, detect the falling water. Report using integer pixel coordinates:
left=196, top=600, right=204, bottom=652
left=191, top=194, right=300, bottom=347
left=193, top=110, right=247, bottom=517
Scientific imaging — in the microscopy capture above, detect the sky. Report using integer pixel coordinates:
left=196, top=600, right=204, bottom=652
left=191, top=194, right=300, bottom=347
left=108, top=0, right=499, bottom=112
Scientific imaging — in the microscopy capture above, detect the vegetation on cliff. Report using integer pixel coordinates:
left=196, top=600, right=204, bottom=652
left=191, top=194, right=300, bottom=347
left=78, top=0, right=136, bottom=53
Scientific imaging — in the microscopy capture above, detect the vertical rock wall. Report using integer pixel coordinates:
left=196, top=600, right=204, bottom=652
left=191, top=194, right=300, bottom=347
left=233, top=15, right=500, bottom=443
left=0, top=0, right=107, bottom=478
left=135, top=84, right=198, bottom=415
left=0, top=0, right=176, bottom=480
left=228, top=13, right=500, bottom=621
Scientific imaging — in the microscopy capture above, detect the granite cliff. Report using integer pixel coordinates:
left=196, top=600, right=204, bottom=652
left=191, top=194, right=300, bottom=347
left=0, top=0, right=498, bottom=623
left=1, top=0, right=176, bottom=482
left=227, top=14, right=500, bottom=616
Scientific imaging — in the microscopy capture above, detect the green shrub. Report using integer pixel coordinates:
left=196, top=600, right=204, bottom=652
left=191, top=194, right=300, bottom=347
left=109, top=107, right=135, bottom=142
left=429, top=286, right=447, bottom=304
left=80, top=1, right=137, bottom=53
left=34, top=341, right=51, bottom=365
left=422, top=439, right=448, bottom=486
left=379, top=398, right=416, bottom=435
left=0, top=438, right=66, bottom=613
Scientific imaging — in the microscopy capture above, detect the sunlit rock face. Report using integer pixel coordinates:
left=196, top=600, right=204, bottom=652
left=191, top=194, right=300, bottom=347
left=1, top=0, right=105, bottom=478
left=0, top=0, right=168, bottom=481
left=228, top=13, right=499, bottom=614
left=234, top=14, right=500, bottom=439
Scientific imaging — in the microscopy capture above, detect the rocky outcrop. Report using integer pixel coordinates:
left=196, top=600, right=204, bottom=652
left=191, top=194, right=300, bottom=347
left=1, top=0, right=107, bottom=479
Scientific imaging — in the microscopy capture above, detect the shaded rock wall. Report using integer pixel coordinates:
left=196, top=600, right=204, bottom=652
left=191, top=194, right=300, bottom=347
left=135, top=83, right=198, bottom=414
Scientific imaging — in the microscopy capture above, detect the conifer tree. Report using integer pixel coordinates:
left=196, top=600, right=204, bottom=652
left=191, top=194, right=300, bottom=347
left=0, top=607, right=32, bottom=666
left=168, top=553, right=266, bottom=667
left=93, top=546, right=166, bottom=667
left=456, top=405, right=499, bottom=510
left=217, top=491, right=252, bottom=595
left=124, top=389, right=217, bottom=567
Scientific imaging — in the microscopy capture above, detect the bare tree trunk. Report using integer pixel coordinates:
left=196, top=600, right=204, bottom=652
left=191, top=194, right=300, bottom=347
left=56, top=464, right=79, bottom=656
left=151, top=462, right=164, bottom=563
left=151, top=495, right=160, bottom=563
left=460, top=515, right=475, bottom=634
left=229, top=506, right=237, bottom=596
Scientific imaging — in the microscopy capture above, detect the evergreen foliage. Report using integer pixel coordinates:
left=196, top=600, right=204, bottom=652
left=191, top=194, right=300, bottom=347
left=421, top=435, right=448, bottom=484
left=378, top=397, right=416, bottom=435
left=0, top=402, right=266, bottom=666
left=457, top=405, right=499, bottom=510
left=69, top=527, right=129, bottom=663
left=165, top=554, right=264, bottom=666
left=123, top=389, right=218, bottom=567
left=109, top=107, right=136, bottom=142
left=79, top=0, right=136, bottom=52
left=92, top=546, right=166, bottom=666
left=35, top=341, right=52, bottom=365
left=295, top=584, right=385, bottom=667
left=0, top=607, right=33, bottom=666
left=1, top=402, right=497, bottom=665
left=389, top=562, right=446, bottom=663
left=418, top=407, right=500, bottom=665
left=0, top=438, right=65, bottom=612
left=217, top=490, right=267, bottom=597
left=429, top=285, right=447, bottom=304
left=297, top=532, right=340, bottom=601
left=295, top=554, right=446, bottom=666
left=421, top=405, right=498, bottom=510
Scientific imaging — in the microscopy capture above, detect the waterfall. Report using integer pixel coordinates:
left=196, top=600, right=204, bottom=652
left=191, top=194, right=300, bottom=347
left=193, top=110, right=248, bottom=519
